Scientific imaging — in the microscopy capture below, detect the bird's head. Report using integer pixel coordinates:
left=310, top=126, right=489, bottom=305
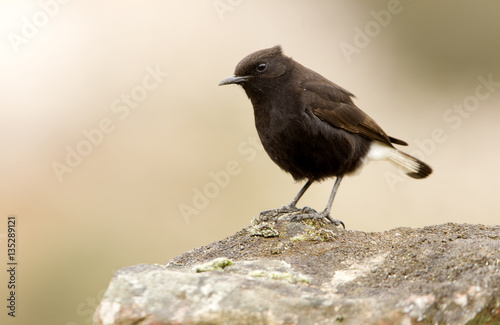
left=219, top=45, right=289, bottom=92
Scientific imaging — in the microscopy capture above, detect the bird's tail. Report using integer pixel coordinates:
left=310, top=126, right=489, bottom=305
left=387, top=149, right=433, bottom=179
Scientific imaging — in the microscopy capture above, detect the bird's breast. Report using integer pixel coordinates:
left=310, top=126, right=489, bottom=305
left=252, top=102, right=371, bottom=180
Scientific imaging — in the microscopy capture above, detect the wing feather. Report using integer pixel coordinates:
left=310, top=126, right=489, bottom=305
left=302, top=80, right=407, bottom=146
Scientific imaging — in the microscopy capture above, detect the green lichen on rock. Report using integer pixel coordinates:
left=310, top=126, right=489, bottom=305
left=247, top=221, right=279, bottom=238
left=193, top=257, right=232, bottom=272
left=289, top=227, right=336, bottom=242
left=249, top=270, right=311, bottom=284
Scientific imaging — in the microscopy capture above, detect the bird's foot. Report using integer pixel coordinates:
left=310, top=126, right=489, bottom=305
left=258, top=204, right=301, bottom=221
left=290, top=210, right=345, bottom=229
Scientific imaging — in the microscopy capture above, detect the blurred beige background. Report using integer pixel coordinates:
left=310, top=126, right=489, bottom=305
left=1, top=0, right=499, bottom=324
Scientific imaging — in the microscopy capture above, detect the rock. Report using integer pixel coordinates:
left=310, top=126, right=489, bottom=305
left=94, top=218, right=500, bottom=325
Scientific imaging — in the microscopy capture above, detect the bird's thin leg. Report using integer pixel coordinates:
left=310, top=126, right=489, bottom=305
left=258, top=179, right=314, bottom=219
left=321, top=175, right=343, bottom=217
left=318, top=176, right=344, bottom=228
left=287, top=179, right=313, bottom=208
left=291, top=176, right=345, bottom=228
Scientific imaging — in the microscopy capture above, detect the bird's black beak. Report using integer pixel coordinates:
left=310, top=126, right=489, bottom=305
left=218, top=74, right=249, bottom=86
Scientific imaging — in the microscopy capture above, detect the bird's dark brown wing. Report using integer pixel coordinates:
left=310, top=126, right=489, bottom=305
left=302, top=80, right=407, bottom=146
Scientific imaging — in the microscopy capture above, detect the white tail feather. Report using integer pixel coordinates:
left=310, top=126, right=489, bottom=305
left=366, top=141, right=432, bottom=179
left=387, top=149, right=422, bottom=176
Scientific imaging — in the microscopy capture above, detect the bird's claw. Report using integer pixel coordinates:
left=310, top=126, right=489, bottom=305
left=290, top=210, right=345, bottom=229
left=258, top=205, right=344, bottom=228
left=258, top=204, right=300, bottom=221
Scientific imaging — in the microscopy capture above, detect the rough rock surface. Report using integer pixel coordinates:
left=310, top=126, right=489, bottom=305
left=94, top=214, right=500, bottom=325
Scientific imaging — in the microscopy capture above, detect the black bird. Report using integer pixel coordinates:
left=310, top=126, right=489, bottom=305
left=219, top=45, right=432, bottom=226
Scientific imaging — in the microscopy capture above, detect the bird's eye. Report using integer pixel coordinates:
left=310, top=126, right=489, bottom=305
left=256, top=62, right=267, bottom=72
